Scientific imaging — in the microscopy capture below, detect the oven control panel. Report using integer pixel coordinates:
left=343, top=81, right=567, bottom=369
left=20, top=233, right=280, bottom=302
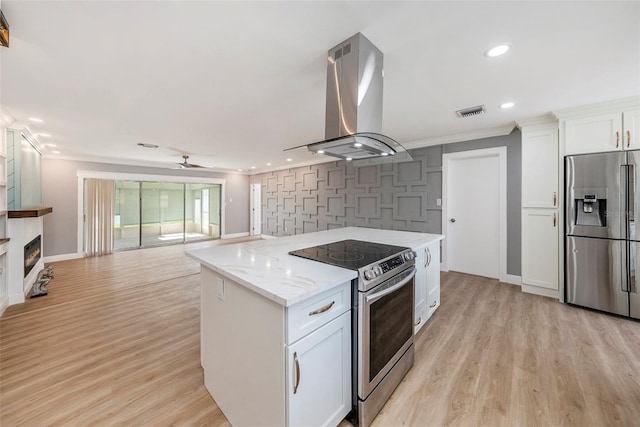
left=362, top=250, right=416, bottom=283
left=380, top=255, right=405, bottom=273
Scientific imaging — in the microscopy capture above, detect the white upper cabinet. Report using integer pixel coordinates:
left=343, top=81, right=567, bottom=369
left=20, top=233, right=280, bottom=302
left=521, top=125, right=558, bottom=208
left=564, top=112, right=622, bottom=154
left=559, top=97, right=640, bottom=156
left=624, top=109, right=640, bottom=150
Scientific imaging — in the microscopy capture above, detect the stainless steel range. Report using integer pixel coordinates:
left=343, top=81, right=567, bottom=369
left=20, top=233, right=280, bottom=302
left=290, top=240, right=416, bottom=426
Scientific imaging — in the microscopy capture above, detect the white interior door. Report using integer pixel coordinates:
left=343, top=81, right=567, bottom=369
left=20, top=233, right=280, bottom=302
left=443, top=147, right=507, bottom=281
left=250, top=183, right=261, bottom=236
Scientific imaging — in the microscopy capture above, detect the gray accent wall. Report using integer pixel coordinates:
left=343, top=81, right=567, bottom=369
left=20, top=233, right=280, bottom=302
left=41, top=158, right=250, bottom=257
left=251, top=128, right=522, bottom=276
left=250, top=146, right=444, bottom=235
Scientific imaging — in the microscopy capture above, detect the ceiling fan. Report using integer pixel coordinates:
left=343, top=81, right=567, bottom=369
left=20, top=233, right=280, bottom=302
left=177, top=155, right=207, bottom=169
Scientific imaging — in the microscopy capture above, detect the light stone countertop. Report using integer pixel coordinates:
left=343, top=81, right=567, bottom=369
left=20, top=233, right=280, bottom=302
left=186, top=227, right=444, bottom=307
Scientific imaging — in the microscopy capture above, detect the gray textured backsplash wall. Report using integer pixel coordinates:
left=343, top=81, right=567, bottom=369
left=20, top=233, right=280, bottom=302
left=250, top=128, right=522, bottom=276
left=251, top=145, right=444, bottom=236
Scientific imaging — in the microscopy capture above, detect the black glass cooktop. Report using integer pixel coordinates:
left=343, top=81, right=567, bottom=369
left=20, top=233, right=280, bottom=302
left=289, top=239, right=410, bottom=270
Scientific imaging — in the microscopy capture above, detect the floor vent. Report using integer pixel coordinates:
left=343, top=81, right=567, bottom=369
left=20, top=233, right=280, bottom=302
left=456, top=105, right=486, bottom=118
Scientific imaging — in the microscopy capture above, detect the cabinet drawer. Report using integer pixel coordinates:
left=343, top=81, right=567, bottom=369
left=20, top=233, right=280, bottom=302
left=286, top=281, right=351, bottom=344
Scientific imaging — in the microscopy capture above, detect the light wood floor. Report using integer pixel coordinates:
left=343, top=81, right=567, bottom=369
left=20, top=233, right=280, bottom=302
left=2, top=243, right=640, bottom=426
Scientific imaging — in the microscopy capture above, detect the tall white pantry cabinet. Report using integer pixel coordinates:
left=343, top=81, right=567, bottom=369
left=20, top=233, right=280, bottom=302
left=519, top=119, right=560, bottom=298
left=520, top=97, right=640, bottom=303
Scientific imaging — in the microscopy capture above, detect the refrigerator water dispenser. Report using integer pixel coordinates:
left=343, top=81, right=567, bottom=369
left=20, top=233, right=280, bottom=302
left=574, top=189, right=607, bottom=227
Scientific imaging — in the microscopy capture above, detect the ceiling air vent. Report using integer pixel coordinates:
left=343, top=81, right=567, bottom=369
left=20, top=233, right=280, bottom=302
left=456, top=105, right=486, bottom=118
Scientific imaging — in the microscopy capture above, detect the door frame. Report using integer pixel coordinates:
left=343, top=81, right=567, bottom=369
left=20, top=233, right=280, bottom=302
left=441, top=147, right=507, bottom=282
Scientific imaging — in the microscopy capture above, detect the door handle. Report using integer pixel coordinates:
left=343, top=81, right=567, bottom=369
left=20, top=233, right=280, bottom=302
left=450, top=218, right=456, bottom=223
left=366, top=269, right=417, bottom=303
left=616, top=131, right=620, bottom=148
left=308, top=301, right=334, bottom=316
left=628, top=130, right=631, bottom=148
left=426, top=248, right=432, bottom=266
left=553, top=213, right=556, bottom=227
left=293, top=352, right=300, bottom=394
left=553, top=192, right=557, bottom=207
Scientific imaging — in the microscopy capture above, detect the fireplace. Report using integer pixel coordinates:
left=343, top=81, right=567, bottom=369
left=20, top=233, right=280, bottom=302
left=24, top=235, right=41, bottom=278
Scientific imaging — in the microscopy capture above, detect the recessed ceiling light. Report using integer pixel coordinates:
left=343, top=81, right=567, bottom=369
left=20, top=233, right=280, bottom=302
left=28, top=117, right=44, bottom=123
left=485, top=44, right=511, bottom=57
left=286, top=158, right=292, bottom=162
left=353, top=143, right=362, bottom=148
left=251, top=166, right=256, bottom=169
left=47, top=143, right=57, bottom=147
left=500, top=102, right=515, bottom=109
left=51, top=150, right=61, bottom=154
left=38, top=133, right=51, bottom=137
left=238, top=169, right=243, bottom=172
left=267, top=163, right=272, bottom=166
left=346, top=157, right=353, bottom=161
left=137, top=142, right=159, bottom=149
left=317, top=150, right=325, bottom=154
left=381, top=152, right=389, bottom=156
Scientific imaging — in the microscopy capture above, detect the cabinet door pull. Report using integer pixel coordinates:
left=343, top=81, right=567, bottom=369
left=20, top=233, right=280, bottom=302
left=308, top=301, right=335, bottom=316
left=430, top=301, right=437, bottom=308
left=553, top=212, right=557, bottom=227
left=424, top=248, right=428, bottom=268
left=553, top=192, right=557, bottom=207
left=293, top=352, right=300, bottom=394
left=426, top=248, right=431, bottom=266
left=414, top=317, right=422, bottom=326
left=616, top=131, right=620, bottom=148
left=628, top=130, right=632, bottom=148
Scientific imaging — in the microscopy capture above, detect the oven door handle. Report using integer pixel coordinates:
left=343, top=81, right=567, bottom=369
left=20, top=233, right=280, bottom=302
left=365, top=268, right=416, bottom=304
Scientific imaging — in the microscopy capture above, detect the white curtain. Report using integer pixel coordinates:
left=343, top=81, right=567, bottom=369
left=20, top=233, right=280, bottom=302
left=85, top=178, right=115, bottom=257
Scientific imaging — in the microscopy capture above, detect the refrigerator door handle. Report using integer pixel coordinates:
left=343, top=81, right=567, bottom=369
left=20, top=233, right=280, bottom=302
left=628, top=164, right=635, bottom=235
left=622, top=165, right=629, bottom=240
left=624, top=242, right=631, bottom=292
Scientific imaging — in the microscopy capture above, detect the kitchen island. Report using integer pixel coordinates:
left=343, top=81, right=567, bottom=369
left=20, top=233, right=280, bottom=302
left=187, top=227, right=444, bottom=427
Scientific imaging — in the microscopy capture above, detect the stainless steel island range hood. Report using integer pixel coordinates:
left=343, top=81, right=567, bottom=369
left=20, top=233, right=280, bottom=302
left=290, top=33, right=412, bottom=163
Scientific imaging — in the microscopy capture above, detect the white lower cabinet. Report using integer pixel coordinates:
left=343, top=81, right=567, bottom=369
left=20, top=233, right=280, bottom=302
left=200, top=268, right=351, bottom=427
left=414, top=249, right=426, bottom=332
left=425, top=241, right=441, bottom=320
left=522, top=208, right=559, bottom=290
left=414, top=240, right=441, bottom=334
left=287, top=311, right=351, bottom=427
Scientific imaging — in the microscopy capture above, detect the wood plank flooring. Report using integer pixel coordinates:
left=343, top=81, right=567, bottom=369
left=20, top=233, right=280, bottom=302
left=2, top=243, right=640, bottom=426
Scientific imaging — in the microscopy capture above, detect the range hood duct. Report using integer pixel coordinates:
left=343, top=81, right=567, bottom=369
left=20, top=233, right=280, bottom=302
left=291, top=33, right=412, bottom=164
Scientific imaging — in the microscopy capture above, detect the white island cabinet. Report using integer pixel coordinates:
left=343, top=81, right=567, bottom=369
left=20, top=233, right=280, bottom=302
left=414, top=239, right=441, bottom=333
left=188, top=227, right=443, bottom=427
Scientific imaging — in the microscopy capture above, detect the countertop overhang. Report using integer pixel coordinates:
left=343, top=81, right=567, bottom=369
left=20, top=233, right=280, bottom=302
left=187, top=227, right=444, bottom=307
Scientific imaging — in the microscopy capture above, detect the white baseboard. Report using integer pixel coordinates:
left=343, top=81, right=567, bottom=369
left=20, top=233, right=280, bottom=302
left=0, top=295, right=9, bottom=316
left=521, top=284, right=560, bottom=300
left=43, top=252, right=83, bottom=263
left=221, top=232, right=250, bottom=240
left=261, top=234, right=277, bottom=239
left=504, top=274, right=522, bottom=286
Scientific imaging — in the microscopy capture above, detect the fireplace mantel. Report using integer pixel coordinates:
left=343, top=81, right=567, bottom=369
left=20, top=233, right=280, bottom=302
left=8, top=207, right=53, bottom=219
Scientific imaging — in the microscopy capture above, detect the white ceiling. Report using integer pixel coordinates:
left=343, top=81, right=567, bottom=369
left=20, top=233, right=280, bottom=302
left=1, top=1, right=639, bottom=174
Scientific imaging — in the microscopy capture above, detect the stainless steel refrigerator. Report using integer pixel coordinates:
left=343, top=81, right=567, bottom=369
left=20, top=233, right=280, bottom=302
left=566, top=151, right=640, bottom=319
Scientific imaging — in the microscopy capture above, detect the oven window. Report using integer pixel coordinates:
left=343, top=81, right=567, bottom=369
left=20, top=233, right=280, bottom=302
left=369, top=279, right=413, bottom=382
